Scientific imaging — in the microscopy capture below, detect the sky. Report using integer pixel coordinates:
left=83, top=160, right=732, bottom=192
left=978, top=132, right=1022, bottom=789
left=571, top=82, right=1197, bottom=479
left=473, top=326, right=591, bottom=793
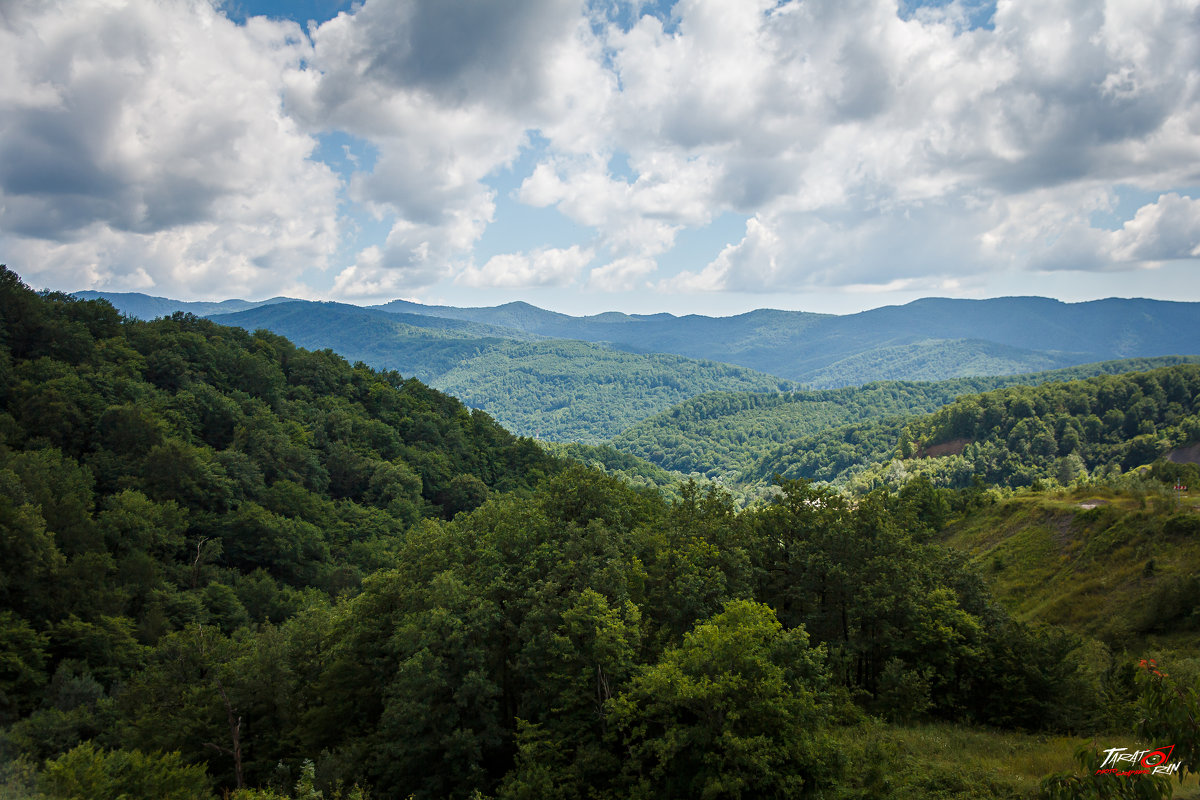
left=1, top=0, right=1199, bottom=317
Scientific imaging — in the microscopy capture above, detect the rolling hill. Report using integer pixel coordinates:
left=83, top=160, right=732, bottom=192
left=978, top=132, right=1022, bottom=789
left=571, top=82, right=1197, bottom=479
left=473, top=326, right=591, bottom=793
left=81, top=290, right=1200, bottom=388
left=209, top=301, right=795, bottom=442
left=746, top=363, right=1200, bottom=491
left=611, top=356, right=1200, bottom=481
left=370, top=295, right=1200, bottom=385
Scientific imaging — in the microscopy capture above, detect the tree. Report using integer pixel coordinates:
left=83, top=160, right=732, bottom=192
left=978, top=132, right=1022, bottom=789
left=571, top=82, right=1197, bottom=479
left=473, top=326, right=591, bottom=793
left=38, top=741, right=213, bottom=800
left=607, top=600, right=840, bottom=799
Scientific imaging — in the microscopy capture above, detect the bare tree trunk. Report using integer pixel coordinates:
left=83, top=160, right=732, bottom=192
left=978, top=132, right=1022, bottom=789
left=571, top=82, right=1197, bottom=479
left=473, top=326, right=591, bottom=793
left=191, top=536, right=210, bottom=589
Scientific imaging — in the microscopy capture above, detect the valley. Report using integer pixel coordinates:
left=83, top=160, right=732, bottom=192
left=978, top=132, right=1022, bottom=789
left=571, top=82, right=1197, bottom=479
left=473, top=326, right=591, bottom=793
left=1, top=271, right=1195, bottom=799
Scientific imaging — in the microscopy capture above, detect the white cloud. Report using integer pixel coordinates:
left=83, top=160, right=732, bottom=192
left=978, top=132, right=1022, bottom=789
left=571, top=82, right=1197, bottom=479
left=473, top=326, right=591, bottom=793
left=1111, top=193, right=1200, bottom=263
left=621, top=0, right=1200, bottom=293
left=290, top=0, right=612, bottom=295
left=588, top=255, right=657, bottom=292
left=0, top=0, right=340, bottom=299
left=517, top=153, right=711, bottom=258
left=457, top=245, right=593, bottom=288
left=981, top=190, right=1200, bottom=274
left=4, top=0, right=1199, bottom=303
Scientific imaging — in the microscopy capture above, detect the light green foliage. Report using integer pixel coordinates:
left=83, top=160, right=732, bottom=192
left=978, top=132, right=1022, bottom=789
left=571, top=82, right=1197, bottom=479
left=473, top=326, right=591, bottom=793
left=210, top=301, right=796, bottom=443
left=431, top=338, right=794, bottom=443
left=607, top=600, right=840, bottom=799
left=38, top=741, right=213, bottom=800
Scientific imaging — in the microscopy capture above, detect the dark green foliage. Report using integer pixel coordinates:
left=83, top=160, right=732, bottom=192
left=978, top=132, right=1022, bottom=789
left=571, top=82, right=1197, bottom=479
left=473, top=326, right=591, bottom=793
left=9, top=268, right=1196, bottom=798
left=539, top=440, right=683, bottom=497
left=0, top=265, right=557, bottom=787
left=605, top=600, right=841, bottom=799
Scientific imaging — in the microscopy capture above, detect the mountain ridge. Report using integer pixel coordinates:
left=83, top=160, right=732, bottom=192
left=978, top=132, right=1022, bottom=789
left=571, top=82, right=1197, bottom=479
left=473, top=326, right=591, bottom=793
left=73, top=290, right=1200, bottom=393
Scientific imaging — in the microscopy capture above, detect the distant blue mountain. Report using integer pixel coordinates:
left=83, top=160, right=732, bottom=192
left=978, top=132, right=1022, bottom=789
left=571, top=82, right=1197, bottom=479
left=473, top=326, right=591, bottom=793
left=72, top=290, right=295, bottom=319
left=77, top=290, right=1200, bottom=388
left=370, top=295, right=1200, bottom=384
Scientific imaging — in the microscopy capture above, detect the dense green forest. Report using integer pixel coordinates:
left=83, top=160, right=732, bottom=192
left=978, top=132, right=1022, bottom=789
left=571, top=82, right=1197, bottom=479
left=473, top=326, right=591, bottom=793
left=743, top=364, right=1200, bottom=493
left=536, top=441, right=683, bottom=498
left=7, top=267, right=1200, bottom=799
left=611, top=356, right=1200, bottom=483
left=801, top=338, right=1081, bottom=388
left=212, top=301, right=795, bottom=442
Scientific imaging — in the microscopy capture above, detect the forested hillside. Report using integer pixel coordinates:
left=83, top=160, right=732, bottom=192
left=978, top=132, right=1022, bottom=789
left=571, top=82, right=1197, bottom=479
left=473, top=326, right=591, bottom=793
left=801, top=338, right=1079, bottom=387
left=15, top=271, right=1199, bottom=799
left=371, top=296, right=1200, bottom=384
left=751, top=364, right=1200, bottom=491
left=211, top=301, right=795, bottom=442
left=0, top=265, right=558, bottom=795
left=612, top=356, right=1200, bottom=481
left=12, top=266, right=1200, bottom=799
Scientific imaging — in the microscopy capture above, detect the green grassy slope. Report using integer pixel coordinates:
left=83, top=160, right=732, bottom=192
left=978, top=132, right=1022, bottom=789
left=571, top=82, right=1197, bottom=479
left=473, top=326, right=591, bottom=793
left=942, top=488, right=1200, bottom=647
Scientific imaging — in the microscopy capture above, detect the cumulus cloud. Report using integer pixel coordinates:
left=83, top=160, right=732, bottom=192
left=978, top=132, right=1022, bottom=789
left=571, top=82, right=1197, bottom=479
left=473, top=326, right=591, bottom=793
left=457, top=245, right=593, bottom=288
left=4, top=0, right=1199, bottom=302
left=588, top=255, right=658, bottom=292
left=1112, top=193, right=1200, bottom=263
left=0, top=0, right=340, bottom=299
left=629, top=0, right=1200, bottom=292
left=286, top=0, right=612, bottom=296
left=517, top=154, right=710, bottom=258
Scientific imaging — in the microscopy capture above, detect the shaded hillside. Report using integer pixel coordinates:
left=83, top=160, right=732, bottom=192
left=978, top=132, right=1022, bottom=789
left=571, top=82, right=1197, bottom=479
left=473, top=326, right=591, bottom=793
left=211, top=301, right=795, bottom=443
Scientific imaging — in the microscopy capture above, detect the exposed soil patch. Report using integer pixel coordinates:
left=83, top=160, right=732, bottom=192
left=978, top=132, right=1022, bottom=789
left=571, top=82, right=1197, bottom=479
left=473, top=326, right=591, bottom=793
left=918, top=438, right=970, bottom=458
left=1167, top=442, right=1200, bottom=465
left=1050, top=513, right=1075, bottom=550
